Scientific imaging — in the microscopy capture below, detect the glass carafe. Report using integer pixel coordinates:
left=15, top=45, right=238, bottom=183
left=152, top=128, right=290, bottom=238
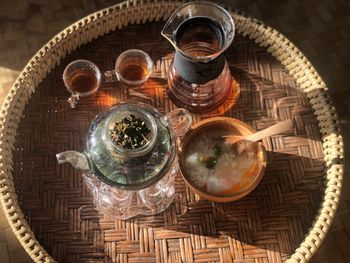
left=56, top=101, right=192, bottom=219
left=161, top=1, right=236, bottom=113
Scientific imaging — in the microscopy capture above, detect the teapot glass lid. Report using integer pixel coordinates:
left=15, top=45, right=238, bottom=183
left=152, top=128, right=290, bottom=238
left=85, top=102, right=176, bottom=190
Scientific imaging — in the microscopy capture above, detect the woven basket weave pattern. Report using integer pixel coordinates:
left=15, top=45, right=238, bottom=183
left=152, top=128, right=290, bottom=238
left=0, top=1, right=344, bottom=263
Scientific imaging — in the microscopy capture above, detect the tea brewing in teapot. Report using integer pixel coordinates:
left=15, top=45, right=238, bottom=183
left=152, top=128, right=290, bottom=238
left=56, top=101, right=192, bottom=219
left=162, top=1, right=236, bottom=112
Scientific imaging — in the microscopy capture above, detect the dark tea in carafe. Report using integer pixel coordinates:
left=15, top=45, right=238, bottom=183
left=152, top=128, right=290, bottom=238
left=175, top=17, right=224, bottom=58
left=68, top=69, right=98, bottom=94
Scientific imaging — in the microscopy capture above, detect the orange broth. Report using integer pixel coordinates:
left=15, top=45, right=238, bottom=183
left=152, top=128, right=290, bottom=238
left=184, top=128, right=260, bottom=196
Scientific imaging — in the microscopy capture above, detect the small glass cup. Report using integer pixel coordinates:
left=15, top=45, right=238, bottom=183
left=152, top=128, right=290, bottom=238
left=63, top=50, right=153, bottom=108
left=63, top=59, right=102, bottom=108
left=104, top=49, right=154, bottom=88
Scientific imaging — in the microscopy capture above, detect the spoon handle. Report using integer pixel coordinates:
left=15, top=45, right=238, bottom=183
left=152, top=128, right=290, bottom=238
left=245, top=119, right=294, bottom=142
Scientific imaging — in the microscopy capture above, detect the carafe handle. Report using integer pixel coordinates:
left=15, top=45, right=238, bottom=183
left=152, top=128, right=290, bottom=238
left=164, top=108, right=192, bottom=137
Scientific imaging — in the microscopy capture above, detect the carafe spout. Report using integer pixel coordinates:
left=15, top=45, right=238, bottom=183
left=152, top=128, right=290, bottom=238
left=56, top=151, right=90, bottom=171
left=161, top=27, right=176, bottom=49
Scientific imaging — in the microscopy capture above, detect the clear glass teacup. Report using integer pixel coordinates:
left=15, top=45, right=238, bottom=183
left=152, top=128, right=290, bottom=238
left=104, top=49, right=154, bottom=88
left=63, top=49, right=153, bottom=108
left=63, top=59, right=102, bottom=108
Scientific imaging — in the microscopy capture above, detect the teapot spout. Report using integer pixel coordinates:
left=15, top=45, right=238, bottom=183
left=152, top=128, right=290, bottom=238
left=56, top=151, right=90, bottom=171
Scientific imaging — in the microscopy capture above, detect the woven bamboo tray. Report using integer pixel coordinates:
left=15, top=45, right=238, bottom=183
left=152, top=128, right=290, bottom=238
left=0, top=1, right=344, bottom=263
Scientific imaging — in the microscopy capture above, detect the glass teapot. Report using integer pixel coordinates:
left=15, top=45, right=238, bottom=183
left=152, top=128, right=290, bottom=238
left=161, top=1, right=235, bottom=113
left=56, top=101, right=192, bottom=219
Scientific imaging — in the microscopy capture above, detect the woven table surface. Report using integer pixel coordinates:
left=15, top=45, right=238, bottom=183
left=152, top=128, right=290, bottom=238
left=10, top=19, right=328, bottom=263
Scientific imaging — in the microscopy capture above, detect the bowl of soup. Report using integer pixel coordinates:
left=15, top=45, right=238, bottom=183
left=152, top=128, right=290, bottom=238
left=178, top=117, right=267, bottom=203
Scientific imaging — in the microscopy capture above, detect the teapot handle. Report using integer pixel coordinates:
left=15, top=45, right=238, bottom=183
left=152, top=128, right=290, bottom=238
left=164, top=108, right=192, bottom=137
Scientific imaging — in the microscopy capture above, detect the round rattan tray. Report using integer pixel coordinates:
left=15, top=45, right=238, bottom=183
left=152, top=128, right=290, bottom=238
left=0, top=1, right=344, bottom=263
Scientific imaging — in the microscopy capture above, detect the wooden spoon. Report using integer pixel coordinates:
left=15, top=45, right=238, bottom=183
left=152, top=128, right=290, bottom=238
left=223, top=119, right=294, bottom=154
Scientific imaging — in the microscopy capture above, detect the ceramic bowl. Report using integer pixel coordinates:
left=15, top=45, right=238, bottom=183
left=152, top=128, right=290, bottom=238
left=178, top=117, right=267, bottom=203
